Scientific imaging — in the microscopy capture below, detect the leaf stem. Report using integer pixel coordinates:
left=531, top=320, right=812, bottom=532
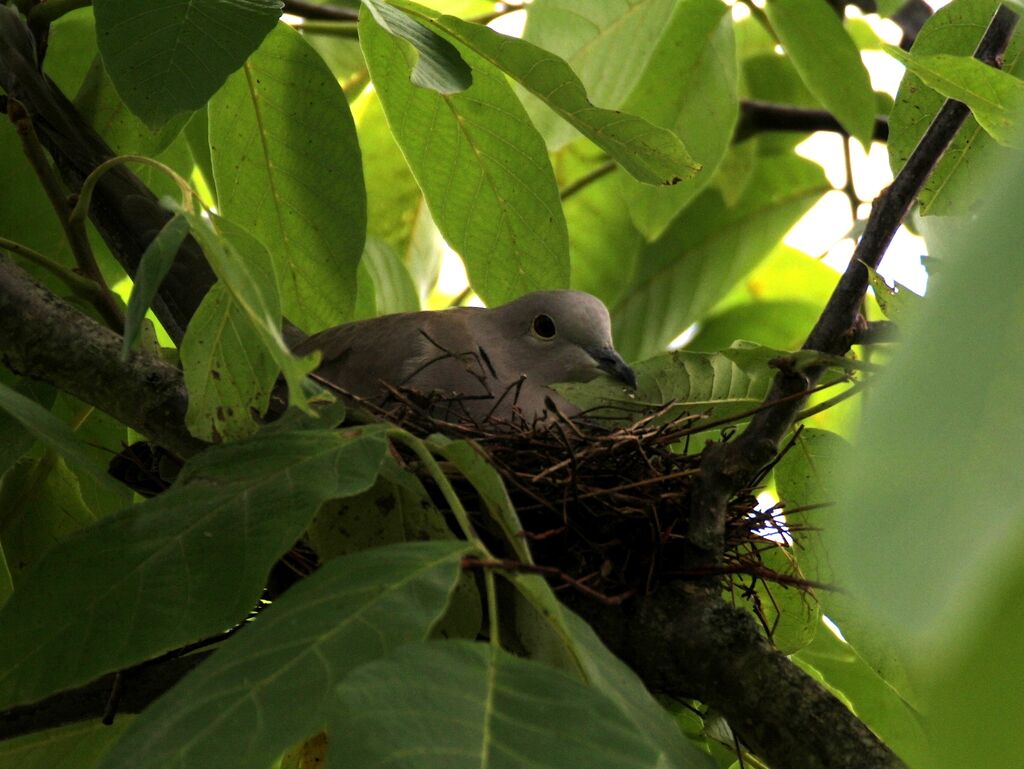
left=7, top=99, right=124, bottom=331
left=0, top=237, right=105, bottom=298
left=559, top=160, right=616, bottom=201
left=386, top=428, right=490, bottom=555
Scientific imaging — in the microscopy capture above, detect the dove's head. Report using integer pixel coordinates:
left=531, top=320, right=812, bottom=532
left=491, top=291, right=636, bottom=389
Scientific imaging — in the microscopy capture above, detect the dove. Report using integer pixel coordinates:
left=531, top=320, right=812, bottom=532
left=292, top=290, right=636, bottom=422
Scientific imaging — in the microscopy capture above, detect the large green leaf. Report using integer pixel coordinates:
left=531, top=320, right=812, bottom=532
left=610, top=155, right=829, bottom=361
left=685, top=299, right=821, bottom=353
left=0, top=456, right=96, bottom=587
left=0, top=719, right=132, bottom=769
left=182, top=211, right=317, bottom=412
left=773, top=428, right=918, bottom=703
left=360, top=6, right=569, bottom=304
left=332, top=640, right=670, bottom=769
left=93, top=0, right=281, bottom=127
left=559, top=143, right=645, bottom=308
left=887, top=0, right=1024, bottom=216
left=362, top=0, right=472, bottom=93
left=765, top=0, right=876, bottom=146
left=209, top=23, right=367, bottom=330
left=74, top=55, right=189, bottom=157
left=617, top=0, right=738, bottom=237
left=793, top=625, right=926, bottom=766
left=388, top=0, right=701, bottom=186
left=520, top=0, right=678, bottom=150
left=0, top=427, right=388, bottom=710
left=98, top=542, right=469, bottom=769
left=0, top=382, right=124, bottom=497
left=886, top=45, right=1024, bottom=148
left=427, top=435, right=531, bottom=562
left=180, top=283, right=278, bottom=442
left=557, top=344, right=779, bottom=425
left=831, top=136, right=1024, bottom=689
left=122, top=213, right=190, bottom=358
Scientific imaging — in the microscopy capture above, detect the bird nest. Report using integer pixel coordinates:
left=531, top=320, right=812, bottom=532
left=352, top=383, right=815, bottom=623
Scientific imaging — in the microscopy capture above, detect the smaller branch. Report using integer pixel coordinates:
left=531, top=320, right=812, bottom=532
left=736, top=100, right=889, bottom=144
left=282, top=0, right=358, bottom=21
left=559, top=160, right=616, bottom=201
left=7, top=99, right=124, bottom=331
left=0, top=237, right=104, bottom=299
left=27, top=0, right=91, bottom=25
left=291, top=19, right=358, bottom=37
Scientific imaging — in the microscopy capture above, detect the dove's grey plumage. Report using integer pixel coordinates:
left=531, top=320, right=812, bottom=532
left=292, top=290, right=635, bottom=422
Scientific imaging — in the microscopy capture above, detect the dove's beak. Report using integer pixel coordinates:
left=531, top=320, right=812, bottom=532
left=588, top=347, right=637, bottom=389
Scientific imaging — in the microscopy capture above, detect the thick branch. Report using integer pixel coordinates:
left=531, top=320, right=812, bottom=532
left=736, top=100, right=889, bottom=143
left=0, top=255, right=205, bottom=458
left=0, top=652, right=212, bottom=740
left=573, top=588, right=904, bottom=769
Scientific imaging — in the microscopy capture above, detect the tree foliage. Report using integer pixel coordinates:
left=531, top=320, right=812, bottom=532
left=1, top=0, right=1023, bottom=767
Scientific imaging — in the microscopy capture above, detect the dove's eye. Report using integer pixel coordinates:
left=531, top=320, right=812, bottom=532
left=531, top=314, right=556, bottom=339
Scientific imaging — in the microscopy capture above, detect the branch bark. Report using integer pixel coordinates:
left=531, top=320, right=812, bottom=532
left=571, top=587, right=904, bottom=769
left=0, top=255, right=205, bottom=458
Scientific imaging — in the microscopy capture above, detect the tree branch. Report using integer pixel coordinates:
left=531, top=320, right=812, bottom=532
left=736, top=100, right=889, bottom=144
left=572, top=587, right=905, bottom=769
left=0, top=255, right=205, bottom=458
left=0, top=652, right=212, bottom=740
left=282, top=0, right=358, bottom=21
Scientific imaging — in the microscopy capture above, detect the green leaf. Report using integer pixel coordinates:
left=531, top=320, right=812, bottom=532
left=865, top=264, right=923, bottom=323
left=0, top=426, right=388, bottom=709
left=93, top=0, right=281, bottom=128
left=765, top=0, right=877, bottom=146
left=0, top=382, right=124, bottom=498
left=74, top=54, right=189, bottom=156
left=0, top=380, right=53, bottom=480
left=122, top=213, right=190, bottom=358
left=427, top=435, right=531, bottom=562
left=362, top=0, right=472, bottom=93
left=886, top=45, right=1024, bottom=147
left=390, top=0, right=701, bottom=185
left=360, top=6, right=570, bottom=304
left=332, top=640, right=669, bottom=769
left=0, top=457, right=97, bottom=588
left=307, top=456, right=450, bottom=559
left=520, top=0, right=679, bottom=150
left=775, top=429, right=919, bottom=703
left=617, top=0, right=738, bottom=236
left=793, top=626, right=926, bottom=766
left=99, top=541, right=469, bottom=769
left=610, top=155, right=829, bottom=361
left=180, top=283, right=278, bottom=442
left=209, top=23, right=367, bottom=330
left=362, top=236, right=421, bottom=314
left=559, top=144, right=644, bottom=308
left=887, top=0, right=1024, bottom=216
left=685, top=299, right=821, bottom=353
left=0, top=719, right=132, bottom=769
left=831, top=139, right=1024, bottom=665
left=182, top=211, right=317, bottom=413
left=556, top=344, right=779, bottom=425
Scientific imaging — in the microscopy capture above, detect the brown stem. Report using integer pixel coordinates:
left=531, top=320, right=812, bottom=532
left=736, top=100, right=890, bottom=144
